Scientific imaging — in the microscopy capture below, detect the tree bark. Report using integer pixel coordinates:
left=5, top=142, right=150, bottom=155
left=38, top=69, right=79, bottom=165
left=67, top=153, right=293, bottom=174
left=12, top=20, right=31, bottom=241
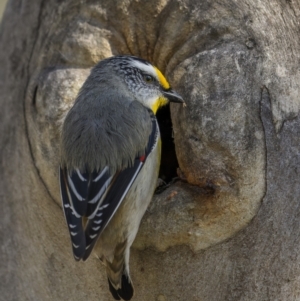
left=1, top=0, right=300, bottom=300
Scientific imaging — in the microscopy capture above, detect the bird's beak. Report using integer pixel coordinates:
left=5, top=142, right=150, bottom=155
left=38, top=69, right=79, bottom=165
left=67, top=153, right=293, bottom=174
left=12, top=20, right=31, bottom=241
left=163, top=89, right=185, bottom=104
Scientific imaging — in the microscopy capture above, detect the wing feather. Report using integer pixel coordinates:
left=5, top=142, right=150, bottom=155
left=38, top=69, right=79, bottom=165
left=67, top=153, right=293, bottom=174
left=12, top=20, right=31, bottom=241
left=86, top=168, right=113, bottom=218
left=60, top=114, right=159, bottom=261
left=65, top=169, right=89, bottom=216
left=60, top=168, right=86, bottom=260
left=83, top=158, right=144, bottom=260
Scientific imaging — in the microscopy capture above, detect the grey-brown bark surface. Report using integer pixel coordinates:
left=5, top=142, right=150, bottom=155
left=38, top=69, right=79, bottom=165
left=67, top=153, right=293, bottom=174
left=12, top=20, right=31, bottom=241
left=1, top=0, right=300, bottom=300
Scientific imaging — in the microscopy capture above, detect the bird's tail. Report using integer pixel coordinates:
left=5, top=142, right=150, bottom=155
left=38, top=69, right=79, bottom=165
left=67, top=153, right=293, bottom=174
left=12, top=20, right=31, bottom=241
left=106, top=242, right=134, bottom=300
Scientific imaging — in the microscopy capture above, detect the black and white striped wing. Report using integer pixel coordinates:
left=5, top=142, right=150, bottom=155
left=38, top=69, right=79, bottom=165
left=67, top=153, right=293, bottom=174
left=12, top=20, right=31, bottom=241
left=60, top=115, right=159, bottom=261
left=60, top=166, right=113, bottom=260
left=60, top=168, right=87, bottom=260
left=83, top=157, right=145, bottom=260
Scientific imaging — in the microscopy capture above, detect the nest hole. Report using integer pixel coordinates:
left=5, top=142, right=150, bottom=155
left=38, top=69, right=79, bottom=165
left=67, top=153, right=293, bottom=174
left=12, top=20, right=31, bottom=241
left=156, top=104, right=179, bottom=185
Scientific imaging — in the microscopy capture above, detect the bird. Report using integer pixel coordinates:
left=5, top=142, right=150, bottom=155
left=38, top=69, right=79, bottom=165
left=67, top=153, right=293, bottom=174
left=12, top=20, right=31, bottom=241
left=59, top=55, right=184, bottom=300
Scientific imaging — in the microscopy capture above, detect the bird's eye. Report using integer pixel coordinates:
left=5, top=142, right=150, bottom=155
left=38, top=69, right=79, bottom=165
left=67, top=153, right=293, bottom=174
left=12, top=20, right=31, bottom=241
left=143, top=74, right=154, bottom=83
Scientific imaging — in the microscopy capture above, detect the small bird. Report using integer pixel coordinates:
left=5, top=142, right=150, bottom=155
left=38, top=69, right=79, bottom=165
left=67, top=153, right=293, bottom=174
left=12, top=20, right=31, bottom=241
left=59, top=55, right=184, bottom=300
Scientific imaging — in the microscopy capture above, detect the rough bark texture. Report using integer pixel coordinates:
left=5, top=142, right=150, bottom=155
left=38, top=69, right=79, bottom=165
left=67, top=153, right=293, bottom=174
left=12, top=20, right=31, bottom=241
left=1, top=0, right=300, bottom=300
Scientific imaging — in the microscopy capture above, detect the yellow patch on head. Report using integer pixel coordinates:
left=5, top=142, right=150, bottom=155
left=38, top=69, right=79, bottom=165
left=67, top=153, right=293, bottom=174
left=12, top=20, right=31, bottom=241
left=152, top=96, right=169, bottom=114
left=153, top=66, right=170, bottom=90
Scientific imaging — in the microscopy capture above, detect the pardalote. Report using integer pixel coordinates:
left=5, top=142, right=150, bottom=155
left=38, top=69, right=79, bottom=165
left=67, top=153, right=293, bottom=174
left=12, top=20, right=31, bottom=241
left=59, top=55, right=184, bottom=300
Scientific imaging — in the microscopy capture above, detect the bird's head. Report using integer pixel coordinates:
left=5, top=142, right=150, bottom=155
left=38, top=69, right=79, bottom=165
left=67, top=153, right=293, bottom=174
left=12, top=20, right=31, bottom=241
left=108, top=55, right=184, bottom=114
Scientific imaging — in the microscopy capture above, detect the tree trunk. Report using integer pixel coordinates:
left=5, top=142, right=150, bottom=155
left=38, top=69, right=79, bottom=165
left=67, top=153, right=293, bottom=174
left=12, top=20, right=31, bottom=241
left=1, top=0, right=300, bottom=300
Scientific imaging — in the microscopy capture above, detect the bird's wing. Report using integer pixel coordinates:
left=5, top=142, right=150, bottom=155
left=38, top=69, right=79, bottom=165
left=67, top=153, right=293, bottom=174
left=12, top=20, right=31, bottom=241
left=60, top=167, right=87, bottom=260
left=59, top=115, right=159, bottom=261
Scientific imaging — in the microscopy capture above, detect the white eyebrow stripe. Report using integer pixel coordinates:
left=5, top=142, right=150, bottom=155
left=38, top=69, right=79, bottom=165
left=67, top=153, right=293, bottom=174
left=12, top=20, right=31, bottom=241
left=130, top=60, right=157, bottom=79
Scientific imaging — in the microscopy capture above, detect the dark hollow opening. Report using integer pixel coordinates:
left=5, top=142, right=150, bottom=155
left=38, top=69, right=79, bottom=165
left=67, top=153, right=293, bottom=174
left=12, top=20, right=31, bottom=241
left=156, top=104, right=179, bottom=186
